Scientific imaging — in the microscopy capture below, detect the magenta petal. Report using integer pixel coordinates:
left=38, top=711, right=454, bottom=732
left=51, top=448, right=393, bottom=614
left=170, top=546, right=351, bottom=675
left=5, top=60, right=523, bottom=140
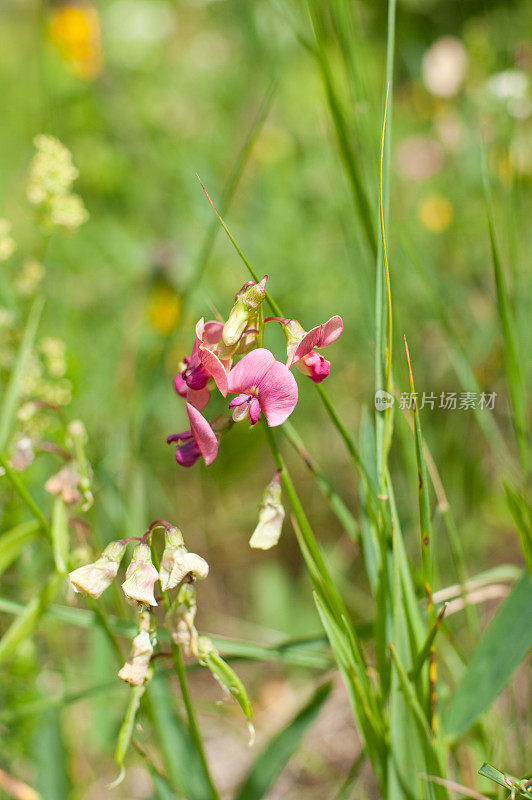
left=296, top=352, right=330, bottom=383
left=249, top=397, right=261, bottom=425
left=228, top=393, right=250, bottom=409
left=186, top=403, right=218, bottom=466
left=167, top=429, right=193, bottom=444
left=176, top=439, right=202, bottom=467
left=174, top=374, right=188, bottom=397
left=227, top=349, right=276, bottom=394
left=256, top=359, right=298, bottom=427
left=292, top=315, right=344, bottom=364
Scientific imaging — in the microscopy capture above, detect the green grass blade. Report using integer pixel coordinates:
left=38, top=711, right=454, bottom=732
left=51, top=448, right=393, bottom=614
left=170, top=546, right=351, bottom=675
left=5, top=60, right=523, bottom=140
left=0, top=519, right=40, bottom=577
left=0, top=572, right=63, bottom=665
left=147, top=673, right=216, bottom=800
left=444, top=570, right=532, bottom=737
left=0, top=296, right=44, bottom=449
left=33, top=708, right=68, bottom=800
left=235, top=681, right=332, bottom=800
left=505, top=484, right=532, bottom=581
left=51, top=497, right=69, bottom=575
left=481, top=154, right=528, bottom=472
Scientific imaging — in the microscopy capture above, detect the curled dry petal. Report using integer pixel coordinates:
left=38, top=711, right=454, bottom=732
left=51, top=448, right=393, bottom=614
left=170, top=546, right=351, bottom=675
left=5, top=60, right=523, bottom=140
left=117, top=629, right=153, bottom=686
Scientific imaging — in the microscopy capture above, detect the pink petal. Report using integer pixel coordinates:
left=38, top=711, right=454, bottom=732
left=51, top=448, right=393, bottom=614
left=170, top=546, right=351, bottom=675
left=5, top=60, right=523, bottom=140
left=195, top=318, right=229, bottom=397
left=292, top=316, right=344, bottom=364
left=186, top=386, right=210, bottom=411
left=228, top=393, right=250, bottom=408
left=186, top=403, right=218, bottom=466
left=174, top=374, right=187, bottom=398
left=227, top=349, right=276, bottom=394
left=256, top=359, right=298, bottom=427
left=203, top=320, right=224, bottom=345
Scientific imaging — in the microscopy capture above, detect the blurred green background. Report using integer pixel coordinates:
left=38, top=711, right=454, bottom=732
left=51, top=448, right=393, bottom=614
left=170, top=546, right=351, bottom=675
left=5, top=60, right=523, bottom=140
left=0, top=0, right=531, bottom=797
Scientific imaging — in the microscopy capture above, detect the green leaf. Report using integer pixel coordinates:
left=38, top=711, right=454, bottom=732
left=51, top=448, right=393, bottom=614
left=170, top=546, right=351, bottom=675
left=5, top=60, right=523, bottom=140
left=0, top=572, right=63, bottom=665
left=146, top=673, right=215, bottom=800
left=51, top=498, right=69, bottom=575
left=202, top=650, right=252, bottom=721
left=33, top=708, right=68, bottom=800
left=444, top=570, right=532, bottom=737
left=505, top=484, right=532, bottom=582
left=116, top=683, right=146, bottom=768
left=0, top=519, right=40, bottom=577
left=0, top=296, right=44, bottom=449
left=235, top=681, right=332, bottom=800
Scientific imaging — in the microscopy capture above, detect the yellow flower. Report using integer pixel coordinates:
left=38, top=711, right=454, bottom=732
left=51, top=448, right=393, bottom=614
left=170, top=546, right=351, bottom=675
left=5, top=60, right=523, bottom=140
left=418, top=194, right=453, bottom=233
left=48, top=2, right=104, bottom=80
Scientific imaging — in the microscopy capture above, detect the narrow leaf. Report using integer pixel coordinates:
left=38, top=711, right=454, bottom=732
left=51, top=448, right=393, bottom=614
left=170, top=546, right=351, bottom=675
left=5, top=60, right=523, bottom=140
left=444, top=570, right=532, bottom=737
left=235, top=681, right=332, bottom=800
left=0, top=520, right=40, bottom=577
left=0, top=572, right=63, bottom=665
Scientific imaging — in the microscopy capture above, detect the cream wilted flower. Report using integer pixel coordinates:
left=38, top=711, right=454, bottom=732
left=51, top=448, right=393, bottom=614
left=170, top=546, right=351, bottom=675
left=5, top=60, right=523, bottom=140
left=45, top=465, right=83, bottom=505
left=166, top=584, right=199, bottom=657
left=118, top=613, right=153, bottom=686
left=249, top=472, right=285, bottom=550
left=121, top=542, right=159, bottom=606
left=159, top=526, right=209, bottom=591
left=69, top=540, right=126, bottom=598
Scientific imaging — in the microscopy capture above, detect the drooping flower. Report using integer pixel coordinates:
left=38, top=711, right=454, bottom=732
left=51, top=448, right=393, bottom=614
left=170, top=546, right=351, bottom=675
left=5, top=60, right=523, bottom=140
left=249, top=472, right=285, bottom=550
left=121, top=542, right=159, bottom=606
left=222, top=276, right=267, bottom=347
left=118, top=612, right=153, bottom=686
left=159, top=526, right=209, bottom=591
left=267, top=315, right=343, bottom=383
left=69, top=540, right=126, bottom=598
left=167, top=403, right=219, bottom=467
left=227, top=348, right=298, bottom=427
left=166, top=584, right=199, bottom=657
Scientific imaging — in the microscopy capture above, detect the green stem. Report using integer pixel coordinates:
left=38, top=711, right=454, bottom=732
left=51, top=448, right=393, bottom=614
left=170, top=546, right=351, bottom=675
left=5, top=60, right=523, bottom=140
left=172, top=643, right=220, bottom=800
left=0, top=450, right=52, bottom=538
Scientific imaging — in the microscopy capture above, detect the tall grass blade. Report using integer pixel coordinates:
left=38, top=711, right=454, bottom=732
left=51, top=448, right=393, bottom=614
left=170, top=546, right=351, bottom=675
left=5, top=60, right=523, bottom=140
left=505, top=484, right=532, bottom=581
left=444, top=570, right=532, bottom=737
left=0, top=520, right=40, bottom=577
left=0, top=572, right=63, bottom=665
left=235, top=681, right=332, bottom=800
left=0, top=296, right=44, bottom=449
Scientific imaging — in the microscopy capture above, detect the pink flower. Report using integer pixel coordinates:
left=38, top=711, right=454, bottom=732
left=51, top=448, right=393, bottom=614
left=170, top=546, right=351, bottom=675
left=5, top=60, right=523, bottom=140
left=174, top=319, right=229, bottom=409
left=274, top=315, right=343, bottom=384
left=167, top=402, right=219, bottom=467
left=227, top=348, right=298, bottom=427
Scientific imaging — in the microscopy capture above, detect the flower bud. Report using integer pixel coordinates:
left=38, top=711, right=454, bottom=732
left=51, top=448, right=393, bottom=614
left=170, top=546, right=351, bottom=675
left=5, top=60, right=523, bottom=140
left=249, top=472, right=285, bottom=550
left=69, top=540, right=126, bottom=598
left=159, top=527, right=209, bottom=591
left=222, top=276, right=267, bottom=347
left=118, top=614, right=153, bottom=686
left=121, top=543, right=159, bottom=607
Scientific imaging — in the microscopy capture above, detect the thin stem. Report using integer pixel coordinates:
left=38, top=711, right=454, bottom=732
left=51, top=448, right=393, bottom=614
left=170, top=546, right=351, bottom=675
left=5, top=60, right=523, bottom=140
left=0, top=450, right=52, bottom=538
left=172, top=637, right=220, bottom=800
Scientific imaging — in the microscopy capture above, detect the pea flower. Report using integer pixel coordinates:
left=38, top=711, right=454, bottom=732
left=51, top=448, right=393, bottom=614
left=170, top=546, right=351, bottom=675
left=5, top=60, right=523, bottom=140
left=227, top=348, right=298, bottom=426
left=166, top=584, right=199, bottom=657
left=222, top=276, right=267, bottom=347
left=267, top=315, right=343, bottom=383
left=69, top=540, right=126, bottom=598
left=118, top=613, right=153, bottom=686
left=174, top=318, right=230, bottom=409
left=159, top=526, right=209, bottom=591
left=121, top=542, right=159, bottom=607
left=167, top=403, right=219, bottom=467
left=249, top=472, right=285, bottom=550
